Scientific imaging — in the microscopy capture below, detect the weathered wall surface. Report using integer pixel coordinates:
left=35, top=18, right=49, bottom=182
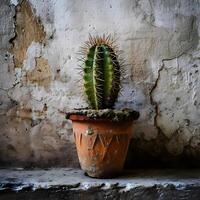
left=0, top=0, right=199, bottom=167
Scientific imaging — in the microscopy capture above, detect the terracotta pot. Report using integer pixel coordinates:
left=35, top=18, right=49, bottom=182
left=70, top=114, right=135, bottom=178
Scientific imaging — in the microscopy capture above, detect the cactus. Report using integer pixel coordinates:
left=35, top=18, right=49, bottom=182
left=79, top=35, right=121, bottom=110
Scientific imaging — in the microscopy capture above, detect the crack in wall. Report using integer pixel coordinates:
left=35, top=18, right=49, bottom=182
left=150, top=51, right=192, bottom=133
left=150, top=61, right=164, bottom=131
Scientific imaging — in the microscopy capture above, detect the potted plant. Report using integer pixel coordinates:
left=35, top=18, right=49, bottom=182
left=66, top=35, right=139, bottom=178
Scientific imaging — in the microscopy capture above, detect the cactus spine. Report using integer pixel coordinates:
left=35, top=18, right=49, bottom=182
left=80, top=35, right=121, bottom=110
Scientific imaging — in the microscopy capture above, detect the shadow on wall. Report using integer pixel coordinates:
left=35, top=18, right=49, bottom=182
left=125, top=136, right=200, bottom=169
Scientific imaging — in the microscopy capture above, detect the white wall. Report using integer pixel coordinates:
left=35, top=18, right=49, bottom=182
left=0, top=0, right=199, bottom=167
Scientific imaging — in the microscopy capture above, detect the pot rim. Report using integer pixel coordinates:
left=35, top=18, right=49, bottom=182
left=66, top=108, right=139, bottom=122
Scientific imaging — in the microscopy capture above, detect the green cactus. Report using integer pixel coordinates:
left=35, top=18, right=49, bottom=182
left=80, top=35, right=121, bottom=110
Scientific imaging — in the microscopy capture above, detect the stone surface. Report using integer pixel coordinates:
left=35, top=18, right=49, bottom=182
left=0, top=0, right=200, bottom=167
left=0, top=168, right=200, bottom=199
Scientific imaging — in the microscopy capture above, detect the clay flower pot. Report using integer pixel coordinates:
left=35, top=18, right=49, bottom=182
left=67, top=109, right=139, bottom=178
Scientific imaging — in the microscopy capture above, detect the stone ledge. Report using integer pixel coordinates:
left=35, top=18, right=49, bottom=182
left=0, top=168, right=200, bottom=200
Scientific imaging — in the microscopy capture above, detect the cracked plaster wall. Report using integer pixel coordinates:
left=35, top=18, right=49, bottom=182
left=0, top=0, right=199, bottom=167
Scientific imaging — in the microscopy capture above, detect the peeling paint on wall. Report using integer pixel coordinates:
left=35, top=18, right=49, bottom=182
left=12, top=0, right=46, bottom=68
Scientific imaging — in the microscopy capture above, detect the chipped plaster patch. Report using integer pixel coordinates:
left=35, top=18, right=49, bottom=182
left=12, top=0, right=45, bottom=68
left=26, top=57, right=52, bottom=88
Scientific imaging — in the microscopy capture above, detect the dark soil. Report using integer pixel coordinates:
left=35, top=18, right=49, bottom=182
left=66, top=108, right=139, bottom=122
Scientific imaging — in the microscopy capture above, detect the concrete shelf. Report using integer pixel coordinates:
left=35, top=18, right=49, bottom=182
left=0, top=168, right=200, bottom=199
